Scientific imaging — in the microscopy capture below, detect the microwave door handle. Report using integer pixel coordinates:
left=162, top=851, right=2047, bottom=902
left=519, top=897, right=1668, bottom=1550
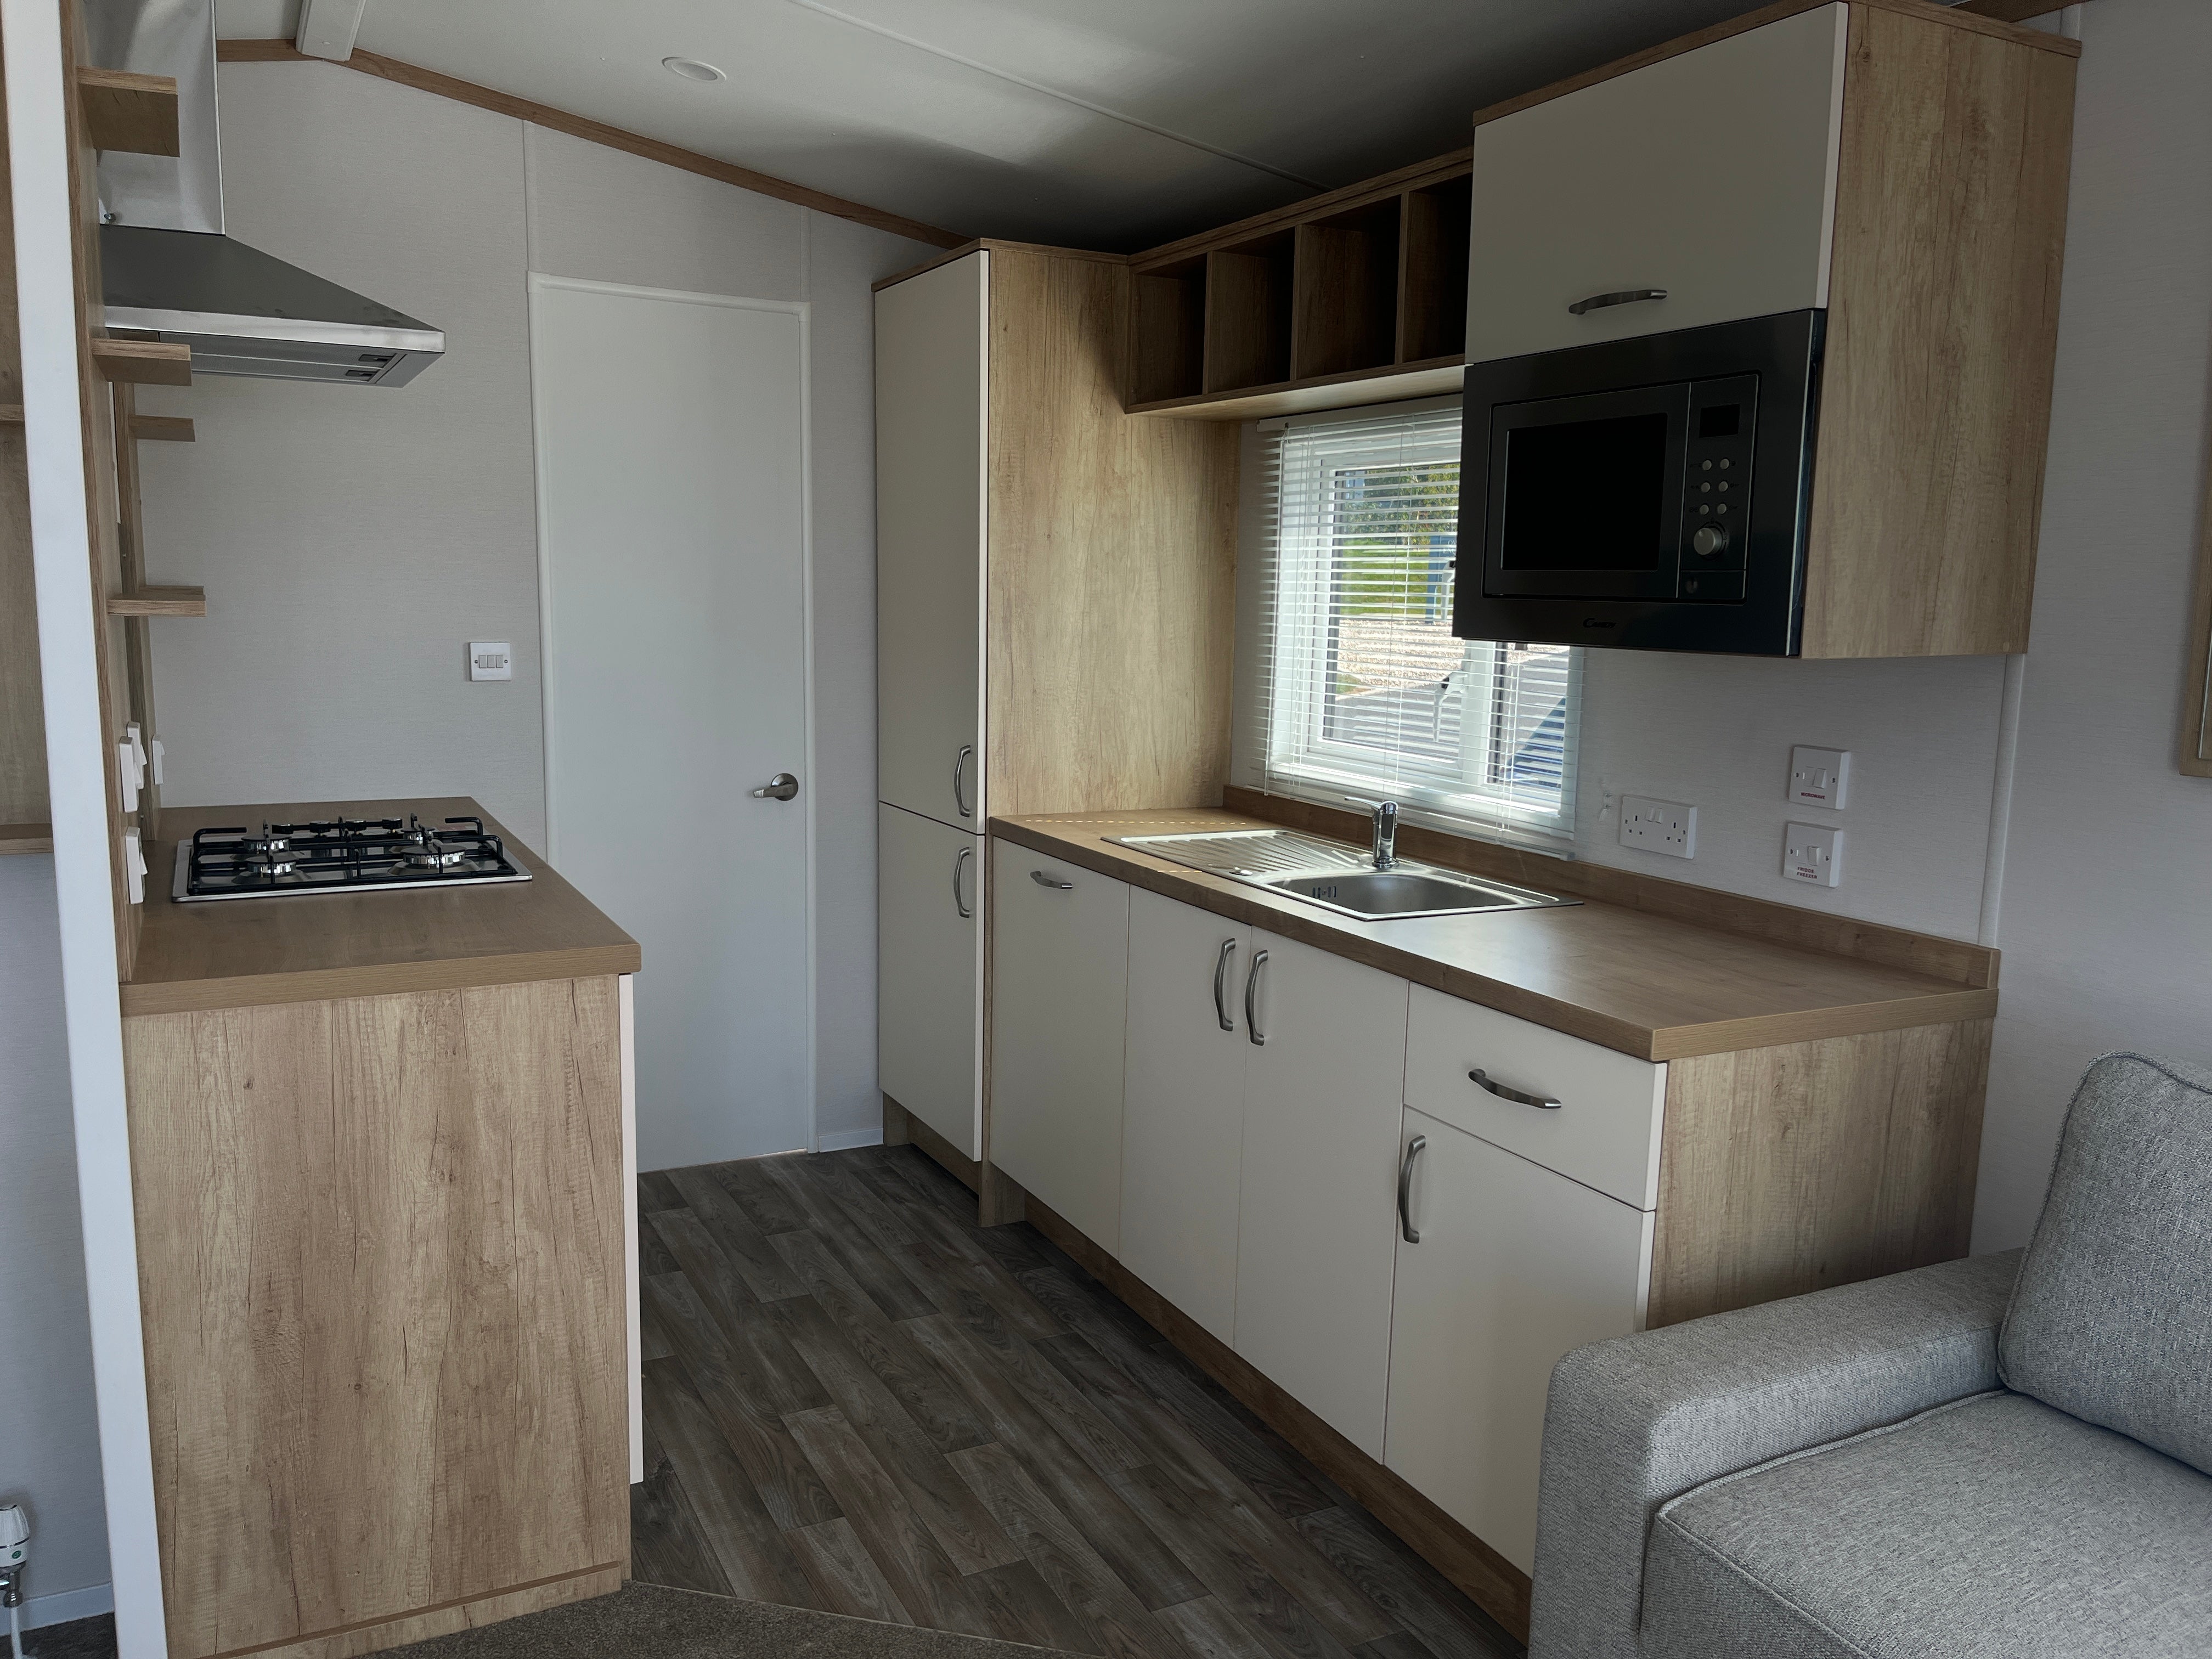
left=1568, top=287, right=1669, bottom=316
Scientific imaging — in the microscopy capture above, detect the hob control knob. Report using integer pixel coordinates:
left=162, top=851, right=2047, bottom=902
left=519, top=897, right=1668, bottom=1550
left=1691, top=524, right=1730, bottom=558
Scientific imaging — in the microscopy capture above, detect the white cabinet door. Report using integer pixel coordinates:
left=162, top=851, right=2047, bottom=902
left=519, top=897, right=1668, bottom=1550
left=879, top=804, right=983, bottom=1158
left=1119, top=890, right=1252, bottom=1345
left=1235, top=928, right=1409, bottom=1458
left=989, top=843, right=1130, bottom=1251
left=1465, top=4, right=1848, bottom=364
left=877, top=251, right=988, bottom=830
left=1385, top=1108, right=1651, bottom=1574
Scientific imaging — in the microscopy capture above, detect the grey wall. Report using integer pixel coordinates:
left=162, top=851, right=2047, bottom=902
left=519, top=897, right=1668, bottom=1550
left=1974, top=0, right=2212, bottom=1250
left=0, top=859, right=111, bottom=1623
left=137, top=62, right=933, bottom=1153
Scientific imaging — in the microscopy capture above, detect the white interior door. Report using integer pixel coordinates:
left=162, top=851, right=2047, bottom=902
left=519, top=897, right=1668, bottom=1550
left=533, top=275, right=811, bottom=1171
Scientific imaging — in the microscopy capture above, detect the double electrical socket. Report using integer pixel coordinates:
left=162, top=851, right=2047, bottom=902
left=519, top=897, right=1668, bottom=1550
left=1618, top=794, right=1697, bottom=860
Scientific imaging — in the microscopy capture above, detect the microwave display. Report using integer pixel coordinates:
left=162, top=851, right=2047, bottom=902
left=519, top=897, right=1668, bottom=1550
left=1500, top=411, right=1670, bottom=573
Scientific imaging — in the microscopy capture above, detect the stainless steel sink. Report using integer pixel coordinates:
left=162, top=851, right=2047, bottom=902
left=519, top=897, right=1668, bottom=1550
left=1107, top=828, right=1577, bottom=921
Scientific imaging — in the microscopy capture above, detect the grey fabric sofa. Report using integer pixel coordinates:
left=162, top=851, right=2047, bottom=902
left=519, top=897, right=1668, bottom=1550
left=1528, top=1052, right=2212, bottom=1659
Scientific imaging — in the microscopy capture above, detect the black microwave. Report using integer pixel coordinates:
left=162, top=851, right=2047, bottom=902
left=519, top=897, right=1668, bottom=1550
left=1453, top=309, right=1824, bottom=656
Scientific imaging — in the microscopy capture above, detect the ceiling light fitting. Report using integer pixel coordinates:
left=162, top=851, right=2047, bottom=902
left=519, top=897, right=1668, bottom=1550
left=662, top=57, right=727, bottom=82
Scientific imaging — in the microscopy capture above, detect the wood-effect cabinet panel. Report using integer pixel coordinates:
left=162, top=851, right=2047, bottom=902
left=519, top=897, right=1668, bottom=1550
left=1385, top=1108, right=1650, bottom=1575
left=1234, top=927, right=1409, bottom=1458
left=124, top=977, right=628, bottom=1659
left=1119, top=889, right=1251, bottom=1345
left=987, top=840, right=1128, bottom=1251
left=877, top=251, right=986, bottom=830
left=879, top=804, right=983, bottom=1160
left=1464, top=4, right=1847, bottom=364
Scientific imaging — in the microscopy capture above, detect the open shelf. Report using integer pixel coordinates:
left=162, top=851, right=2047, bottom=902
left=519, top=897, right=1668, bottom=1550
left=1132, top=257, right=1206, bottom=404
left=0, top=823, right=54, bottom=856
left=108, top=585, right=205, bottom=617
left=130, top=413, right=196, bottom=443
left=93, top=338, right=191, bottom=386
left=1204, top=233, right=1294, bottom=393
left=1128, top=151, right=1471, bottom=419
left=1399, top=175, right=1472, bottom=364
left=76, top=66, right=179, bottom=156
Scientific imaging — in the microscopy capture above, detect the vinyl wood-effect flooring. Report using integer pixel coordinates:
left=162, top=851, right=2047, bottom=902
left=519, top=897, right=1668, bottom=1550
left=631, top=1144, right=1523, bottom=1659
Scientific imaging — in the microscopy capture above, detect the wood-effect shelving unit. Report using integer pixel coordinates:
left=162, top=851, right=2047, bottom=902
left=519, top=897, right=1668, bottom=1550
left=1127, top=153, right=1473, bottom=420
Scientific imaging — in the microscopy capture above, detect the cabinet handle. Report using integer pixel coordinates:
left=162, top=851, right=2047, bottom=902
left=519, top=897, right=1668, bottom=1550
left=1212, top=938, right=1237, bottom=1032
left=1029, top=870, right=1074, bottom=890
left=952, top=845, right=974, bottom=919
left=1244, top=949, right=1269, bottom=1046
left=1567, top=287, right=1668, bottom=317
left=953, top=745, right=974, bottom=819
left=1398, top=1135, right=1429, bottom=1244
left=1469, top=1068, right=1561, bottom=1110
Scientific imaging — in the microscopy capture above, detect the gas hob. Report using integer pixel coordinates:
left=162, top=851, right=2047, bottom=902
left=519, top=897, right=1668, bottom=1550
left=171, top=814, right=532, bottom=902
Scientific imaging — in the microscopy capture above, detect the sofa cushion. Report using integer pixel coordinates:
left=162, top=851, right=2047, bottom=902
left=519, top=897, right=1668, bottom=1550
left=2000, top=1051, right=2212, bottom=1475
left=1640, top=1391, right=2212, bottom=1659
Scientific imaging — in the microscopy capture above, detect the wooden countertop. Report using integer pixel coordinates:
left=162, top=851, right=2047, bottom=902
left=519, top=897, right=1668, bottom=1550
left=993, top=808, right=1996, bottom=1062
left=123, top=798, right=640, bottom=1017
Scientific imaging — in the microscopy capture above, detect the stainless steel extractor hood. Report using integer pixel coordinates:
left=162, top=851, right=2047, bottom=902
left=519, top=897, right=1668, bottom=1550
left=89, top=0, right=443, bottom=386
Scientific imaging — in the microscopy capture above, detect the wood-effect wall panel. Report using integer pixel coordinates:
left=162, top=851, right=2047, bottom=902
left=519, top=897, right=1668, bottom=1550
left=1802, top=4, right=2076, bottom=657
left=126, top=976, right=628, bottom=1659
left=1647, top=1018, right=1991, bottom=1327
left=983, top=249, right=1239, bottom=820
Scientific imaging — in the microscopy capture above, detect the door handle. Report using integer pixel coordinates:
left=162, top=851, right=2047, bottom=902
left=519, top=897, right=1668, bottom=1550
left=1211, top=938, right=1237, bottom=1032
left=952, top=845, right=974, bottom=919
left=1029, top=869, right=1074, bottom=890
left=749, top=772, right=799, bottom=801
left=1567, top=287, right=1668, bottom=317
left=1469, top=1068, right=1562, bottom=1110
left=1398, top=1135, right=1428, bottom=1244
left=1244, top=949, right=1269, bottom=1046
left=953, top=745, right=974, bottom=819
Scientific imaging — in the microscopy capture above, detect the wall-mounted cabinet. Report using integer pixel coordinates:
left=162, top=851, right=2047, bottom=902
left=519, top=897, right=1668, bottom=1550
left=1126, top=153, right=1474, bottom=421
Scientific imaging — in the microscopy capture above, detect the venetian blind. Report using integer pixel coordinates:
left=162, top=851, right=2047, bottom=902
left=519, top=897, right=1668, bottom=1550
left=1242, top=399, right=1581, bottom=847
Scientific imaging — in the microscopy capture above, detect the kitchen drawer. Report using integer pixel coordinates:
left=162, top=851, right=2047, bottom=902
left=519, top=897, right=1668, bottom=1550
left=1464, top=3, right=1847, bottom=365
left=1404, top=985, right=1664, bottom=1210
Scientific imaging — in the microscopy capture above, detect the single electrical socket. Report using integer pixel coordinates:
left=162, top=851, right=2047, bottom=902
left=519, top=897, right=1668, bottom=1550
left=469, top=642, right=514, bottom=682
left=1787, top=745, right=1851, bottom=809
left=1783, top=821, right=1844, bottom=887
left=1619, top=794, right=1697, bottom=859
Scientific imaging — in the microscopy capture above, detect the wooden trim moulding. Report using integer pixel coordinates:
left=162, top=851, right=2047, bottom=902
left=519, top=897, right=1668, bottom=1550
left=870, top=236, right=1128, bottom=294
left=106, top=584, right=204, bottom=617
left=117, top=944, right=642, bottom=1017
left=1223, top=786, right=1999, bottom=990
left=216, top=38, right=967, bottom=251
left=91, top=337, right=190, bottom=386
left=1131, top=148, right=1472, bottom=273
left=74, top=65, right=180, bottom=156
left=1023, top=1195, right=1533, bottom=1646
left=129, top=412, right=194, bottom=442
left=0, top=823, right=57, bottom=855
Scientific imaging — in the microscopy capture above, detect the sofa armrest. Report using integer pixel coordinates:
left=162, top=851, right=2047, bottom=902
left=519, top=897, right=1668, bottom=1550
left=1527, top=1250, right=2021, bottom=1659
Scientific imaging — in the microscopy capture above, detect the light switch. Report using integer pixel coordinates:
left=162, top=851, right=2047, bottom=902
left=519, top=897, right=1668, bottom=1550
left=1787, top=745, right=1850, bottom=809
left=469, top=642, right=514, bottom=682
left=1783, top=822, right=1843, bottom=887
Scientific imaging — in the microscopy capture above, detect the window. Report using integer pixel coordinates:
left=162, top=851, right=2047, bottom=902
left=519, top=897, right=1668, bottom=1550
left=1239, top=399, right=1581, bottom=847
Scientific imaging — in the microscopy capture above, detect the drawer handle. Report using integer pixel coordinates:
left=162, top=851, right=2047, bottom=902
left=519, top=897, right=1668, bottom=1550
left=1029, top=870, right=1074, bottom=890
left=1244, top=949, right=1269, bottom=1046
left=1398, top=1135, right=1428, bottom=1244
left=1567, top=287, right=1668, bottom=317
left=1469, top=1068, right=1561, bottom=1110
left=1212, top=937, right=1237, bottom=1032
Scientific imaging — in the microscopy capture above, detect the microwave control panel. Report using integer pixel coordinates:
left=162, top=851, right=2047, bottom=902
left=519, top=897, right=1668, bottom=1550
left=1679, top=374, right=1758, bottom=603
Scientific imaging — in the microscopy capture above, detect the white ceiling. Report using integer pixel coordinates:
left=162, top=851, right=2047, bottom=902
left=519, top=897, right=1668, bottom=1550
left=217, top=0, right=1765, bottom=251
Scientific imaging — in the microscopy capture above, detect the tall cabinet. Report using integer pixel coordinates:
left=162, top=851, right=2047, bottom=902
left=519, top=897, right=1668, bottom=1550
left=874, top=244, right=1238, bottom=1169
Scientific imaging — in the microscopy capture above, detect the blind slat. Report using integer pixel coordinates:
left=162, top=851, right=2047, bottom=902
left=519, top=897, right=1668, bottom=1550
left=1242, top=404, right=1581, bottom=848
